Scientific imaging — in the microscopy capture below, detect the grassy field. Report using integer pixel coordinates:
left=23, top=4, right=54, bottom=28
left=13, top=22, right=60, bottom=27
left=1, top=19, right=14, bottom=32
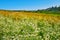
left=0, top=11, right=60, bottom=40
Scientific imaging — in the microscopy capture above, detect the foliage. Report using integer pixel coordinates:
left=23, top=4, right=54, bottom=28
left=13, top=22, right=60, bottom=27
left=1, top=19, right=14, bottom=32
left=0, top=11, right=60, bottom=40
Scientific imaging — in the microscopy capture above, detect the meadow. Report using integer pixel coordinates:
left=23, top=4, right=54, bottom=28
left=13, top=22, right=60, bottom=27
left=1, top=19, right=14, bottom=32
left=0, top=10, right=60, bottom=40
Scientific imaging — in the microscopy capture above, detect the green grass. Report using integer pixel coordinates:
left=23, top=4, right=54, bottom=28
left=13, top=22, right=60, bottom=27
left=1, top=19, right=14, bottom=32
left=0, top=13, right=60, bottom=40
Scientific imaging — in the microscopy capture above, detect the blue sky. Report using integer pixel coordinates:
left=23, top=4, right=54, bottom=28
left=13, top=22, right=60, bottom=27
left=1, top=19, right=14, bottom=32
left=0, top=0, right=60, bottom=10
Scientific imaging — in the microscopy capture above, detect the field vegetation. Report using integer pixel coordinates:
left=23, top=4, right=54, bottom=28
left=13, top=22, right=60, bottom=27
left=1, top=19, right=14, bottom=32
left=0, top=6, right=60, bottom=40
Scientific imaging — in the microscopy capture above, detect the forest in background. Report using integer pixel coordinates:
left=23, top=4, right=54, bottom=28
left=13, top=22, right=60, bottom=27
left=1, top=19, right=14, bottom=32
left=0, top=6, right=60, bottom=15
